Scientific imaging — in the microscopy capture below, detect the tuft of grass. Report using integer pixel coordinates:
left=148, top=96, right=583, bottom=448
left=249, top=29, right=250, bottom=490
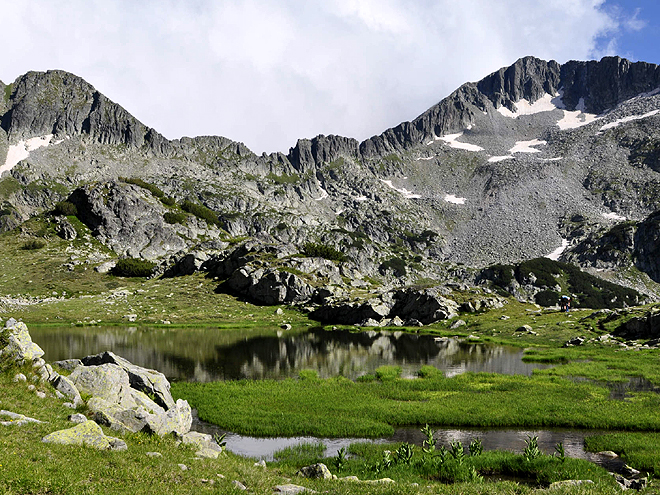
left=111, top=258, right=156, bottom=278
left=180, top=200, right=221, bottom=227
left=21, top=239, right=46, bottom=250
left=585, top=432, right=660, bottom=475
left=119, top=177, right=165, bottom=198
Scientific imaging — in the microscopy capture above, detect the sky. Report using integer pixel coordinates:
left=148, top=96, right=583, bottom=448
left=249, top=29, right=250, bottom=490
left=1, top=0, right=659, bottom=154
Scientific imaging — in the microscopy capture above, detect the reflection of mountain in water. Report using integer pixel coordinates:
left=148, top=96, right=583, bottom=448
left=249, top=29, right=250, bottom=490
left=209, top=328, right=548, bottom=380
left=31, top=326, right=548, bottom=382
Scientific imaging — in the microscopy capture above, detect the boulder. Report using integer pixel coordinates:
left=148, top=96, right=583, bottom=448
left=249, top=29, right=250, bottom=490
left=42, top=420, right=126, bottom=451
left=310, top=298, right=392, bottom=324
left=182, top=431, right=223, bottom=459
left=1, top=318, right=45, bottom=362
left=227, top=265, right=314, bottom=305
left=51, top=375, right=83, bottom=407
left=54, top=215, right=77, bottom=240
left=81, top=351, right=175, bottom=409
left=53, top=359, right=83, bottom=371
left=391, top=288, right=459, bottom=324
left=296, top=463, right=332, bottom=480
left=69, top=363, right=137, bottom=409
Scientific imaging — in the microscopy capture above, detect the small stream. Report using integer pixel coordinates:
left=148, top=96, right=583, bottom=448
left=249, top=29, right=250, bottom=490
left=191, top=413, right=625, bottom=472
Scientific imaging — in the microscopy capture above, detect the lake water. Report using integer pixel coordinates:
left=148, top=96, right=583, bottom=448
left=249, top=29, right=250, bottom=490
left=31, top=325, right=551, bottom=382
left=31, top=325, right=628, bottom=466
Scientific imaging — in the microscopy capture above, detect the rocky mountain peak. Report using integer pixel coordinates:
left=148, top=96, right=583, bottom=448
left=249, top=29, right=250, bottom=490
left=0, top=69, right=171, bottom=155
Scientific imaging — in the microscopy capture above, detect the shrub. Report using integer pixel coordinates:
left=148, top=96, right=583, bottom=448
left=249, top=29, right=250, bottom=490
left=120, top=177, right=165, bottom=198
left=303, top=242, right=347, bottom=262
left=181, top=200, right=221, bottom=227
left=535, top=290, right=561, bottom=307
left=53, top=201, right=77, bottom=216
left=379, top=257, right=407, bottom=276
left=111, top=258, right=156, bottom=277
left=160, top=196, right=176, bottom=206
left=21, top=239, right=46, bottom=250
left=163, top=212, right=187, bottom=225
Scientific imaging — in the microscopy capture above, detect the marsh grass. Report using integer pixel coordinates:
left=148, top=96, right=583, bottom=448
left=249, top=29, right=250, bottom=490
left=273, top=442, right=618, bottom=489
left=585, top=432, right=660, bottom=475
left=172, top=370, right=660, bottom=438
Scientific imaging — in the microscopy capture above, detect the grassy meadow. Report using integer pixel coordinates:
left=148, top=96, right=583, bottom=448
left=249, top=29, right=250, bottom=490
left=0, top=218, right=659, bottom=493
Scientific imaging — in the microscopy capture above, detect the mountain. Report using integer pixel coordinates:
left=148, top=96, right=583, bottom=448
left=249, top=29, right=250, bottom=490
left=1, top=56, right=660, bottom=316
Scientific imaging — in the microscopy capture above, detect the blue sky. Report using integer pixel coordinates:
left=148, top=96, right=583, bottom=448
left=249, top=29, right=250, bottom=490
left=1, top=1, right=659, bottom=153
left=597, top=0, right=660, bottom=63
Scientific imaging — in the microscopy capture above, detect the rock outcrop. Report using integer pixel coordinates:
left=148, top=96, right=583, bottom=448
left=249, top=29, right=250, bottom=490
left=42, top=420, right=127, bottom=451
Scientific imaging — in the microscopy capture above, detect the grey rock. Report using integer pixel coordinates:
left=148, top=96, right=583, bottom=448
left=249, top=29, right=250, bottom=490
left=450, top=319, right=466, bottom=329
left=70, top=363, right=137, bottom=409
left=2, top=318, right=44, bottom=362
left=549, top=480, right=594, bottom=489
left=182, top=431, right=223, bottom=455
left=516, top=325, right=533, bottom=333
left=54, top=215, right=77, bottom=240
left=564, top=336, right=586, bottom=347
left=53, top=359, right=83, bottom=371
left=51, top=375, right=83, bottom=407
left=95, top=261, right=116, bottom=273
left=145, top=451, right=162, bottom=457
left=13, top=373, right=27, bottom=382
left=296, top=463, right=332, bottom=480
left=80, top=351, right=176, bottom=409
left=68, top=181, right=186, bottom=259
left=68, top=413, right=88, bottom=424
left=231, top=480, right=247, bottom=490
left=226, top=265, right=314, bottom=305
left=391, top=288, right=459, bottom=324
left=273, top=484, right=316, bottom=494
left=1, top=410, right=44, bottom=426
left=42, top=420, right=120, bottom=450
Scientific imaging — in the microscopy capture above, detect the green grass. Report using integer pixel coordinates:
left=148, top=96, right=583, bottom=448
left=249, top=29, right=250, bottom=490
left=172, top=370, right=660, bottom=438
left=585, top=432, right=660, bottom=475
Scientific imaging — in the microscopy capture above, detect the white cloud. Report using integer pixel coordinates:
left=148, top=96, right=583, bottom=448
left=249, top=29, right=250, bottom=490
left=0, top=0, right=634, bottom=153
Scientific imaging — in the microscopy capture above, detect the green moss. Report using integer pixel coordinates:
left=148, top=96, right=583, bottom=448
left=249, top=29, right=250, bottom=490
left=119, top=177, right=165, bottom=198
left=3, top=82, right=13, bottom=103
left=303, top=242, right=347, bottom=262
left=267, top=172, right=300, bottom=185
left=111, top=258, right=156, bottom=278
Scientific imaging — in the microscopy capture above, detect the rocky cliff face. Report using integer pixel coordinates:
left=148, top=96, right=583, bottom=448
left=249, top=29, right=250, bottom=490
left=1, top=56, right=660, bottom=300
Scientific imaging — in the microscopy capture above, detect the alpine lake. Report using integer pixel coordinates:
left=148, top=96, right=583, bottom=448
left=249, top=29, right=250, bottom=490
left=31, top=323, right=625, bottom=468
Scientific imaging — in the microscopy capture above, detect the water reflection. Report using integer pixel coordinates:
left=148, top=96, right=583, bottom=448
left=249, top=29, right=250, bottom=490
left=192, top=413, right=624, bottom=471
left=31, top=326, right=550, bottom=382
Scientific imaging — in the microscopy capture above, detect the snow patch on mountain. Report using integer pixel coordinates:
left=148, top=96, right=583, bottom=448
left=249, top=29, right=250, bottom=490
left=488, top=155, right=513, bottom=163
left=433, top=133, right=484, bottom=152
left=1, top=135, right=58, bottom=175
left=556, top=98, right=599, bottom=130
left=599, top=109, right=660, bottom=131
left=444, top=194, right=466, bottom=205
left=602, top=211, right=627, bottom=221
left=545, top=239, right=569, bottom=261
left=496, top=93, right=561, bottom=118
left=509, top=139, right=547, bottom=154
left=380, top=179, right=422, bottom=199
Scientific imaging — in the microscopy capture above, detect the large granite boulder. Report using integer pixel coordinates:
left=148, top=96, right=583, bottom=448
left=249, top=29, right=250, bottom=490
left=70, top=363, right=137, bottom=409
left=227, top=264, right=315, bottom=305
left=72, top=353, right=192, bottom=437
left=0, top=318, right=44, bottom=362
left=42, top=420, right=126, bottom=451
left=391, top=288, right=459, bottom=324
left=81, top=351, right=175, bottom=409
left=310, top=298, right=392, bottom=324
